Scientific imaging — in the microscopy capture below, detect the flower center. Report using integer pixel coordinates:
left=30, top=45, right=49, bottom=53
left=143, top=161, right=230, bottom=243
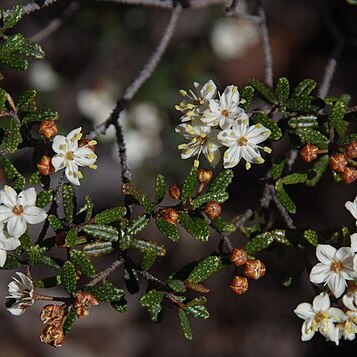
left=65, top=151, right=74, bottom=161
left=197, top=134, right=207, bottom=145
left=195, top=98, right=205, bottom=105
left=12, top=205, right=24, bottom=216
left=315, top=311, right=328, bottom=323
left=331, top=261, right=343, bottom=273
left=237, top=136, right=248, bottom=146
left=221, top=109, right=230, bottom=117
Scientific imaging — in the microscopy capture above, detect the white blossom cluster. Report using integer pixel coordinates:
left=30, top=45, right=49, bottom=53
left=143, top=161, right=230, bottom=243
left=295, top=194, right=357, bottom=345
left=175, top=80, right=272, bottom=169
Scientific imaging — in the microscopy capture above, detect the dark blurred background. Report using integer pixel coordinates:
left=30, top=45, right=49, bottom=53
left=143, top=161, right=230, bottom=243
left=0, top=0, right=357, bottom=356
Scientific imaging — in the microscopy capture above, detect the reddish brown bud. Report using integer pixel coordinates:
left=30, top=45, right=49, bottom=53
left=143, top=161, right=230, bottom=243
left=230, top=248, right=248, bottom=267
left=168, top=183, right=181, bottom=200
left=341, top=167, right=357, bottom=184
left=159, top=208, right=179, bottom=225
left=39, top=120, right=58, bottom=139
left=37, top=156, right=54, bottom=176
left=197, top=169, right=213, bottom=184
left=40, top=305, right=64, bottom=327
left=73, top=291, right=98, bottom=309
left=345, top=141, right=357, bottom=159
left=230, top=276, right=249, bottom=295
left=243, top=259, right=266, bottom=280
left=39, top=324, right=65, bottom=348
left=79, top=138, right=97, bottom=152
left=330, top=153, right=348, bottom=173
left=204, top=201, right=222, bottom=220
left=300, top=144, right=318, bottom=163
left=75, top=307, right=90, bottom=319
left=55, top=232, right=66, bottom=248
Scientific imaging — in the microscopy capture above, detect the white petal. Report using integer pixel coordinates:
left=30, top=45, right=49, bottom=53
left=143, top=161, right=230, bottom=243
left=18, top=187, right=36, bottom=207
left=0, top=206, right=13, bottom=222
left=335, top=247, right=354, bottom=263
left=309, top=263, right=331, bottom=284
left=2, top=237, right=21, bottom=251
left=66, top=127, right=82, bottom=151
left=181, top=143, right=201, bottom=159
left=217, top=129, right=238, bottom=147
left=246, top=124, right=271, bottom=144
left=6, top=302, right=25, bottom=316
left=0, top=249, right=7, bottom=267
left=205, top=148, right=221, bottom=167
left=219, top=116, right=235, bottom=130
left=242, top=145, right=262, bottom=164
left=328, top=307, right=347, bottom=322
left=327, top=273, right=347, bottom=298
left=345, top=200, right=357, bottom=219
left=294, top=302, right=315, bottom=320
left=7, top=216, right=27, bottom=239
left=201, top=80, right=217, bottom=100
left=73, top=147, right=97, bottom=167
left=65, top=164, right=80, bottom=186
left=223, top=146, right=242, bottom=168
left=0, top=185, right=17, bottom=207
left=316, top=244, right=336, bottom=264
left=51, top=155, right=66, bottom=171
left=350, top=233, right=357, bottom=253
left=23, top=206, right=47, bottom=224
left=301, top=320, right=315, bottom=341
left=313, top=292, right=330, bottom=312
left=52, top=135, right=67, bottom=154
left=343, top=294, right=357, bottom=311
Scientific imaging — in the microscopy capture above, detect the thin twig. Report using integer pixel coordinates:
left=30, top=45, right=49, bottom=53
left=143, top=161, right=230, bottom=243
left=5, top=0, right=59, bottom=16
left=113, top=121, right=131, bottom=185
left=86, top=257, right=124, bottom=287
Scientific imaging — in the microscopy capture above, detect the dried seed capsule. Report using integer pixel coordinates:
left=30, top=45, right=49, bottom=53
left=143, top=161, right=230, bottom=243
left=230, top=248, right=248, bottom=267
left=230, top=276, right=249, bottom=295
left=204, top=201, right=222, bottom=219
left=168, top=183, right=181, bottom=200
left=329, top=153, right=348, bottom=173
left=341, top=167, right=357, bottom=184
left=37, top=156, right=54, bottom=176
left=39, top=120, right=58, bottom=139
left=159, top=208, right=179, bottom=225
left=40, top=305, right=64, bottom=326
left=39, top=324, right=65, bottom=348
left=345, top=141, right=357, bottom=159
left=243, top=259, right=266, bottom=280
left=197, top=169, right=213, bottom=184
left=300, top=144, right=318, bottom=163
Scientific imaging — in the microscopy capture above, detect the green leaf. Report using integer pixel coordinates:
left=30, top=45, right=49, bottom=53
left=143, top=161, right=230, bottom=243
left=254, top=112, right=282, bottom=141
left=240, top=85, right=254, bottom=110
left=0, top=158, right=25, bottom=190
left=39, top=255, right=61, bottom=271
left=275, top=77, right=290, bottom=103
left=295, top=128, right=329, bottom=149
left=248, top=79, right=278, bottom=104
left=292, top=79, right=317, bottom=97
left=22, top=109, right=59, bottom=124
left=122, top=183, right=154, bottom=213
left=328, top=99, right=346, bottom=129
left=179, top=213, right=210, bottom=242
left=126, top=214, right=150, bottom=237
left=63, top=308, right=76, bottom=335
left=142, top=250, right=157, bottom=271
left=19, top=231, right=32, bottom=250
left=85, top=281, right=124, bottom=302
left=111, top=297, right=128, bottom=313
left=94, top=207, right=126, bottom=224
left=27, top=245, right=46, bottom=265
left=167, top=279, right=187, bottom=293
left=1, top=117, right=22, bottom=153
left=3, top=6, right=23, bottom=29
left=338, top=134, right=357, bottom=146
left=70, top=249, right=95, bottom=277
left=304, top=229, right=318, bottom=247
left=178, top=309, right=193, bottom=340
left=48, top=214, right=63, bottom=232
left=60, top=261, right=77, bottom=295
left=187, top=256, right=223, bottom=284
left=82, top=224, right=119, bottom=242
left=62, top=183, right=75, bottom=223
left=36, top=189, right=53, bottom=208
left=131, top=239, right=166, bottom=257
left=306, top=154, right=329, bottom=187
left=185, top=298, right=209, bottom=319
left=210, top=217, right=236, bottom=233
left=286, top=97, right=319, bottom=114
left=181, top=166, right=198, bottom=202
left=274, top=181, right=296, bottom=214
left=245, top=231, right=275, bottom=255
left=191, top=191, right=229, bottom=209
left=270, top=156, right=285, bottom=180
left=281, top=173, right=307, bottom=185
left=17, top=89, right=37, bottom=112
left=271, top=229, right=292, bottom=246
left=209, top=169, right=234, bottom=194
left=83, top=241, right=113, bottom=256
left=156, top=217, right=180, bottom=241
left=287, top=115, right=318, bottom=129
left=139, top=290, right=164, bottom=322
left=28, top=171, right=41, bottom=185
left=155, top=174, right=166, bottom=203
left=65, top=228, right=78, bottom=247
left=2, top=255, right=21, bottom=269
left=34, top=276, right=60, bottom=289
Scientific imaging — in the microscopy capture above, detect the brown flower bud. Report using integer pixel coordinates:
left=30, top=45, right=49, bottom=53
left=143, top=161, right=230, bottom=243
left=39, top=120, right=58, bottom=139
left=40, top=324, right=65, bottom=348
left=345, top=141, right=357, bottom=159
left=75, top=307, right=90, bottom=319
left=79, top=138, right=97, bottom=152
left=73, top=291, right=99, bottom=309
left=159, top=208, right=179, bottom=225
left=168, top=183, right=181, bottom=200
left=37, top=156, right=54, bottom=176
left=40, top=305, right=64, bottom=327
left=243, top=259, right=266, bottom=280
left=55, top=232, right=66, bottom=248
left=300, top=144, right=318, bottom=163
left=204, top=201, right=222, bottom=220
left=197, top=169, right=213, bottom=184
left=230, top=248, right=248, bottom=267
left=341, top=167, right=357, bottom=184
left=230, top=276, right=249, bottom=295
left=329, top=153, right=348, bottom=173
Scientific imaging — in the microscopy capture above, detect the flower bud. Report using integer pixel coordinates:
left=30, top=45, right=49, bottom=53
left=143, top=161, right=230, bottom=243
left=341, top=167, right=357, bottom=184
left=329, top=153, right=348, bottom=173
left=159, top=208, right=179, bottom=225
left=168, top=183, right=181, bottom=200
left=204, top=201, right=222, bottom=220
left=73, top=291, right=98, bottom=309
left=345, top=141, right=357, bottom=159
left=243, top=259, right=266, bottom=280
left=230, top=276, right=249, bottom=295
left=300, top=144, right=318, bottom=163
left=230, top=248, right=248, bottom=267
left=37, top=156, right=54, bottom=176
left=75, top=307, right=90, bottom=319
left=79, top=138, right=97, bottom=152
left=40, top=324, right=65, bottom=348
left=39, top=120, right=58, bottom=139
left=197, top=168, right=213, bottom=184
left=40, top=304, right=64, bottom=327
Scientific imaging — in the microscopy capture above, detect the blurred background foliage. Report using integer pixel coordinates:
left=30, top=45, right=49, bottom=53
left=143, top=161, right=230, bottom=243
left=0, top=0, right=356, bottom=356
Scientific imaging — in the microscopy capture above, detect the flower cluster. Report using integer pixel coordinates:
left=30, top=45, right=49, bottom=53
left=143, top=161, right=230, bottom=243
left=175, top=80, right=272, bottom=169
left=295, top=194, right=357, bottom=344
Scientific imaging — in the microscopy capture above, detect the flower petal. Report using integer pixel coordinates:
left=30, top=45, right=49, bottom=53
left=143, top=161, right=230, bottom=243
left=66, top=127, right=82, bottom=151
left=0, top=185, right=17, bottom=208
left=7, top=216, right=27, bottom=238
left=73, top=147, right=97, bottom=167
left=223, top=146, right=242, bottom=168
left=316, top=244, right=336, bottom=264
left=0, top=206, right=13, bottom=222
left=309, top=263, right=331, bottom=284
left=327, top=273, right=347, bottom=298
left=345, top=199, right=357, bottom=220
left=241, top=145, right=262, bottom=164
left=350, top=233, right=357, bottom=253
left=51, top=155, right=66, bottom=171
left=65, top=163, right=80, bottom=186
left=313, top=292, right=330, bottom=312
left=301, top=320, right=315, bottom=341
left=18, top=187, right=36, bottom=207
left=328, top=307, right=347, bottom=322
left=0, top=249, right=7, bottom=267
left=2, top=237, right=21, bottom=251
left=23, top=206, right=47, bottom=224
left=52, top=135, right=67, bottom=154
left=294, top=302, right=315, bottom=320
left=246, top=124, right=271, bottom=144
left=335, top=246, right=354, bottom=263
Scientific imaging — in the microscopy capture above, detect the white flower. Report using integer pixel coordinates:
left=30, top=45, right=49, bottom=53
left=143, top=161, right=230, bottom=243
left=309, top=245, right=356, bottom=298
left=351, top=233, right=357, bottom=253
left=217, top=119, right=271, bottom=169
left=0, top=222, right=20, bottom=267
left=345, top=195, right=357, bottom=225
left=294, top=292, right=346, bottom=345
left=202, top=85, right=244, bottom=129
left=176, top=80, right=217, bottom=122
left=6, top=272, right=35, bottom=316
left=0, top=186, right=47, bottom=239
left=175, top=119, right=222, bottom=166
left=339, top=292, right=357, bottom=341
left=51, top=127, right=98, bottom=185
